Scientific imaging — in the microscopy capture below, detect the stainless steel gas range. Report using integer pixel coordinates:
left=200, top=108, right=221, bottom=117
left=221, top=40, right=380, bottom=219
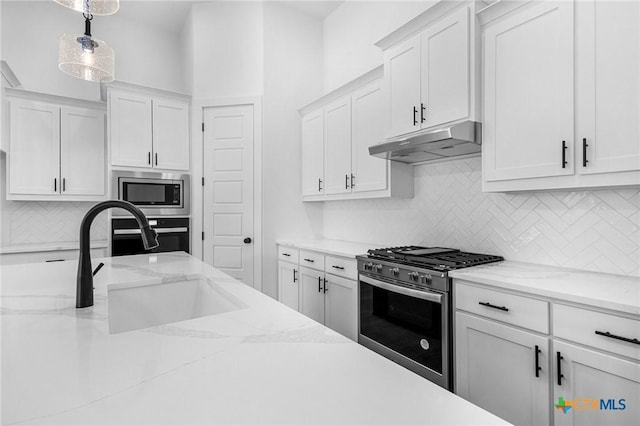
left=357, top=247, right=503, bottom=391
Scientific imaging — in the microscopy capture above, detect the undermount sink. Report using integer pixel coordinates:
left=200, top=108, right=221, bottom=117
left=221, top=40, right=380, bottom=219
left=108, top=275, right=247, bottom=334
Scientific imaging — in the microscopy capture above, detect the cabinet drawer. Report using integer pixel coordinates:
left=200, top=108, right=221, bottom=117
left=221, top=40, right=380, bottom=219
left=299, top=250, right=324, bottom=271
left=277, top=246, right=299, bottom=264
left=325, top=255, right=357, bottom=280
left=554, top=304, right=640, bottom=360
left=455, top=282, right=549, bottom=334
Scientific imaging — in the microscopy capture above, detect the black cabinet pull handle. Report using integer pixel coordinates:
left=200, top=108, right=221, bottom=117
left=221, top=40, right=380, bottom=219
left=413, top=106, right=418, bottom=126
left=303, top=258, right=314, bottom=263
left=582, top=138, right=588, bottom=167
left=148, top=152, right=151, bottom=165
left=155, top=153, right=158, bottom=166
left=318, top=178, right=322, bottom=192
left=323, top=277, right=328, bottom=293
left=62, top=178, right=66, bottom=192
left=479, top=301, right=509, bottom=312
left=54, top=178, right=57, bottom=192
left=345, top=174, right=349, bottom=189
left=534, top=345, right=542, bottom=378
left=421, top=103, right=426, bottom=123
left=562, top=141, right=568, bottom=168
left=350, top=174, right=355, bottom=188
left=331, top=265, right=344, bottom=270
left=556, top=351, right=564, bottom=386
left=318, top=276, right=322, bottom=292
left=595, top=330, right=640, bottom=345
left=282, top=253, right=291, bottom=257
left=293, top=269, right=297, bottom=283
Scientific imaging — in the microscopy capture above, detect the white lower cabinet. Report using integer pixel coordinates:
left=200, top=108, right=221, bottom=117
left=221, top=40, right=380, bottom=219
left=277, top=244, right=358, bottom=341
left=456, top=312, right=550, bottom=426
left=277, top=260, right=299, bottom=311
left=455, top=280, right=640, bottom=426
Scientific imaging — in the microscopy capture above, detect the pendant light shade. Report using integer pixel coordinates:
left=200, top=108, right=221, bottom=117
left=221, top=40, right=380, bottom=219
left=54, top=0, right=119, bottom=16
left=58, top=33, right=114, bottom=83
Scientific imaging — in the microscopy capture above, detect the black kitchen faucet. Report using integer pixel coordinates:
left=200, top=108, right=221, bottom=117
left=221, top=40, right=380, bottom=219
left=76, top=201, right=159, bottom=308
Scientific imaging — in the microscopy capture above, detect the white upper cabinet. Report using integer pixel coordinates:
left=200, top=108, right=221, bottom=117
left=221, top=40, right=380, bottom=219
left=301, top=109, right=324, bottom=196
left=351, top=81, right=388, bottom=193
left=60, top=107, right=105, bottom=196
left=483, top=1, right=575, bottom=182
left=576, top=0, right=640, bottom=176
left=300, top=69, right=414, bottom=202
left=9, top=100, right=60, bottom=196
left=7, top=94, right=106, bottom=201
left=383, top=5, right=475, bottom=140
left=482, top=0, right=640, bottom=191
left=324, top=96, right=352, bottom=195
left=109, top=89, right=190, bottom=171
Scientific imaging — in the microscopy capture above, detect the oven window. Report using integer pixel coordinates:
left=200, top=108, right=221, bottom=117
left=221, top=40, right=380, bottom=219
left=360, top=281, right=443, bottom=374
left=122, top=182, right=180, bottom=206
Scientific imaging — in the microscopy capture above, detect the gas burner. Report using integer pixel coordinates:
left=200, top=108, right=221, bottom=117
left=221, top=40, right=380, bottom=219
left=365, top=246, right=503, bottom=271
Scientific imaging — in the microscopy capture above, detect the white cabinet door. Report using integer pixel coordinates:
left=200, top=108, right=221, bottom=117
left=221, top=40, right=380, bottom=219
left=9, top=100, right=60, bottom=195
left=152, top=98, right=190, bottom=171
left=554, top=341, right=640, bottom=426
left=576, top=0, right=640, bottom=175
left=301, top=110, right=324, bottom=196
left=456, top=312, right=550, bottom=426
left=420, top=6, right=470, bottom=128
left=483, top=1, right=574, bottom=182
left=110, top=91, right=153, bottom=168
left=60, top=107, right=105, bottom=196
left=324, top=274, right=357, bottom=341
left=299, top=267, right=324, bottom=324
left=278, top=261, right=299, bottom=311
left=351, top=80, right=388, bottom=193
left=385, top=34, right=422, bottom=138
left=324, top=97, right=352, bottom=195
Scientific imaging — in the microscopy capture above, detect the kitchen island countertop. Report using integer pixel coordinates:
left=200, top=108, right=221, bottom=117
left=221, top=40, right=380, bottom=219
left=1, top=252, right=509, bottom=426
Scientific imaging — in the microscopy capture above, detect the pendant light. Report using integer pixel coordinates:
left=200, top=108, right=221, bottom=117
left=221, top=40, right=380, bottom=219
left=54, top=0, right=119, bottom=16
left=56, top=0, right=116, bottom=83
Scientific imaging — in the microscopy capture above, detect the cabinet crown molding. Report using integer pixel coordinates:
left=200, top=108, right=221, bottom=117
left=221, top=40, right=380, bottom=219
left=4, top=87, right=106, bottom=110
left=100, top=80, right=191, bottom=103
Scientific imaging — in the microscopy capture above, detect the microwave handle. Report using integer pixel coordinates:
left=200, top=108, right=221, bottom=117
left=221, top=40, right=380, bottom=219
left=114, top=227, right=188, bottom=235
left=359, top=275, right=442, bottom=304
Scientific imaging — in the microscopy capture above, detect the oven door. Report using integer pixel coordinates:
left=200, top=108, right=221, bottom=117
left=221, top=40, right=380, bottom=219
left=358, top=273, right=450, bottom=390
left=111, top=218, right=190, bottom=257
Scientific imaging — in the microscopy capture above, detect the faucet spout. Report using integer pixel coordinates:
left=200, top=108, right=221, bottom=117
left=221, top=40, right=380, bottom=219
left=76, top=200, right=159, bottom=308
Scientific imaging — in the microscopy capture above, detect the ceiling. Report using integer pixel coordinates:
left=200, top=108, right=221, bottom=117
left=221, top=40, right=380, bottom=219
left=115, top=0, right=344, bottom=34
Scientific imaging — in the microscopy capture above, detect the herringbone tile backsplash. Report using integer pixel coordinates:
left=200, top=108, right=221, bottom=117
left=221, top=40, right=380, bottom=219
left=1, top=201, right=107, bottom=247
left=323, top=157, right=640, bottom=277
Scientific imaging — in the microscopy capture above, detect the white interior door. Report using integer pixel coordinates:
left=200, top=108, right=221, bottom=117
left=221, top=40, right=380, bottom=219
left=60, top=106, right=105, bottom=196
left=203, top=105, right=254, bottom=285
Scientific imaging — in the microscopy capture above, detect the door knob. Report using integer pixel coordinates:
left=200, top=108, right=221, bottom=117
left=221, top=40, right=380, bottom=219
left=244, top=237, right=252, bottom=244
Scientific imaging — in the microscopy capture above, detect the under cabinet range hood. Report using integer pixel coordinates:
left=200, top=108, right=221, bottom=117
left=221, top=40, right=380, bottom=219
left=369, top=121, right=482, bottom=164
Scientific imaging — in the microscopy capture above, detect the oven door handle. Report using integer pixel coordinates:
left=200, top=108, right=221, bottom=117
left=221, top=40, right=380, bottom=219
left=113, top=227, right=188, bottom=235
left=359, top=275, right=443, bottom=304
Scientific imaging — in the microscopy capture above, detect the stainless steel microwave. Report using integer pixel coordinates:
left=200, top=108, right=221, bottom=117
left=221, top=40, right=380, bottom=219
left=112, top=171, right=190, bottom=216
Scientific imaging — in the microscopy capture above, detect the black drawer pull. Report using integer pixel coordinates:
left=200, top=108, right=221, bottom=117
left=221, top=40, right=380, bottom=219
left=595, top=330, right=640, bottom=345
left=303, top=258, right=314, bottom=263
left=331, top=265, right=344, bottom=270
left=479, top=301, right=509, bottom=312
left=534, top=345, right=542, bottom=378
left=556, top=351, right=564, bottom=386
left=282, top=253, right=291, bottom=257
left=45, top=259, right=65, bottom=263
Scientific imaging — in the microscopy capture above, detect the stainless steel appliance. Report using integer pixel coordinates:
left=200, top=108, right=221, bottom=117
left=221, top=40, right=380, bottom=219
left=357, top=246, right=503, bottom=391
left=111, top=171, right=190, bottom=217
left=111, top=217, right=189, bottom=256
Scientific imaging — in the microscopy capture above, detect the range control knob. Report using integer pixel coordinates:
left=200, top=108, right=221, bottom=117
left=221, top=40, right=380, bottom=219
left=372, top=264, right=383, bottom=273
left=390, top=267, right=400, bottom=277
left=420, top=274, right=433, bottom=285
left=409, top=272, right=419, bottom=281
left=363, top=262, right=373, bottom=271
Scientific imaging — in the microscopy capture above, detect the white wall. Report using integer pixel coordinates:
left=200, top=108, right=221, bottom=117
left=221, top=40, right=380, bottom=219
left=0, top=0, right=185, bottom=101
left=322, top=0, right=435, bottom=92
left=191, top=1, right=264, bottom=99
left=262, top=1, right=324, bottom=298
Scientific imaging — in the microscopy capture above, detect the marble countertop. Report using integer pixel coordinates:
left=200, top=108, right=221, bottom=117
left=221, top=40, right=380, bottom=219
left=1, top=252, right=508, bottom=426
left=0, top=240, right=108, bottom=254
left=276, top=239, right=382, bottom=258
left=450, top=261, right=640, bottom=315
